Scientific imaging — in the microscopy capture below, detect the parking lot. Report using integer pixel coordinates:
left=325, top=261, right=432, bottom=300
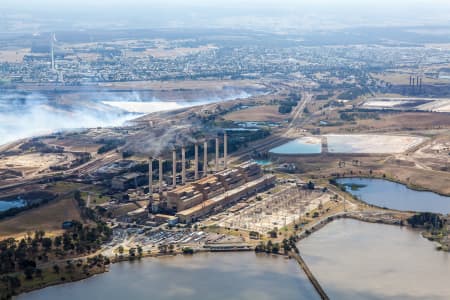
left=103, top=226, right=245, bottom=257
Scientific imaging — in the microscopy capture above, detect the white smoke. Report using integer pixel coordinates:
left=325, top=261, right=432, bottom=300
left=101, top=90, right=255, bottom=113
left=0, top=93, right=134, bottom=145
left=0, top=88, right=261, bottom=146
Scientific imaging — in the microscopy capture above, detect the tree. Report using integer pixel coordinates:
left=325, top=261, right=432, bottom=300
left=137, top=246, right=143, bottom=258
left=1, top=275, right=21, bottom=295
left=278, top=105, right=293, bottom=114
left=118, top=246, right=124, bottom=257
left=24, top=267, right=35, bottom=280
left=282, top=239, right=291, bottom=254
left=34, top=230, right=45, bottom=241
left=255, top=242, right=265, bottom=253
left=266, top=240, right=273, bottom=253
left=182, top=247, right=194, bottom=254
left=65, top=260, right=74, bottom=273
left=53, top=264, right=60, bottom=274
left=272, top=243, right=280, bottom=254
left=54, top=236, right=62, bottom=248
left=42, top=238, right=52, bottom=251
left=74, top=190, right=82, bottom=202
left=158, top=244, right=168, bottom=254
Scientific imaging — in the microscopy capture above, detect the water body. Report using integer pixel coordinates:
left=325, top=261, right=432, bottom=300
left=270, top=137, right=322, bottom=155
left=299, top=219, right=450, bottom=300
left=18, top=252, right=319, bottom=300
left=254, top=159, right=272, bottom=166
left=337, top=178, right=450, bottom=214
left=0, top=198, right=26, bottom=212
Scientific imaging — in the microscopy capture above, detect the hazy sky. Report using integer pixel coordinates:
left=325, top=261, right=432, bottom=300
left=2, top=0, right=450, bottom=32
left=4, top=0, right=450, bottom=10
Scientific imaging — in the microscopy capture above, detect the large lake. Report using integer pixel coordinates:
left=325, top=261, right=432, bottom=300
left=337, top=177, right=450, bottom=214
left=17, top=252, right=319, bottom=300
left=299, top=219, right=450, bottom=299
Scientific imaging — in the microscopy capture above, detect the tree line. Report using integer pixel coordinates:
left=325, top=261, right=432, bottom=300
left=0, top=221, right=112, bottom=298
left=255, top=235, right=299, bottom=255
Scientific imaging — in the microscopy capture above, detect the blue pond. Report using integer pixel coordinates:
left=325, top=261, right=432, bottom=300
left=0, top=198, right=26, bottom=212
left=337, top=178, right=450, bottom=214
left=270, top=138, right=322, bottom=155
left=253, top=159, right=272, bottom=166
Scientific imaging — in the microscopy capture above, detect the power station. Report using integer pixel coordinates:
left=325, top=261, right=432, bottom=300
left=145, top=132, right=275, bottom=223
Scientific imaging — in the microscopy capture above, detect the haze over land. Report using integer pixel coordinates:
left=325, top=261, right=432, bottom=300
left=2, top=0, right=450, bottom=32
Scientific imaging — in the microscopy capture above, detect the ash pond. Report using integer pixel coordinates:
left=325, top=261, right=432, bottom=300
left=299, top=219, right=450, bottom=299
left=17, top=252, right=319, bottom=300
left=337, top=177, right=450, bottom=214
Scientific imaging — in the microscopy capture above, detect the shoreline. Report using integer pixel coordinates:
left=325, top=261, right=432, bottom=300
left=337, top=174, right=450, bottom=198
left=13, top=211, right=447, bottom=299
left=9, top=174, right=450, bottom=299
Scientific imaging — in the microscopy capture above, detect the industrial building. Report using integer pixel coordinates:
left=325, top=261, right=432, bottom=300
left=111, top=172, right=148, bottom=191
left=142, top=133, right=275, bottom=224
left=161, top=161, right=275, bottom=224
left=166, top=184, right=204, bottom=212
left=176, top=174, right=275, bottom=224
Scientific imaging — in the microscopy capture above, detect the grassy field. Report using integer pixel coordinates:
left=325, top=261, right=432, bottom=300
left=46, top=181, right=87, bottom=194
left=0, top=197, right=83, bottom=240
left=81, top=191, right=110, bottom=207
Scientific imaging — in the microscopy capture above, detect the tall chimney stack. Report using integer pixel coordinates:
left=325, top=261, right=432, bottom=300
left=172, top=149, right=177, bottom=187
left=182, top=146, right=186, bottom=184
left=194, top=143, right=199, bottom=180
left=215, top=137, right=219, bottom=172
left=224, top=132, right=228, bottom=170
left=409, top=76, right=412, bottom=86
left=148, top=157, right=153, bottom=196
left=416, top=76, right=420, bottom=88
left=159, top=158, right=163, bottom=192
left=203, top=141, right=208, bottom=177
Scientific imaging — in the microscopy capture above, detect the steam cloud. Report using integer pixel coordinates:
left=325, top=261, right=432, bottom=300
left=0, top=93, right=134, bottom=145
left=101, top=90, right=254, bottom=113
left=0, top=89, right=257, bottom=147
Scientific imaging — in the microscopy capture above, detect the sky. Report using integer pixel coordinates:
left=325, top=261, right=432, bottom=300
left=2, top=0, right=450, bottom=32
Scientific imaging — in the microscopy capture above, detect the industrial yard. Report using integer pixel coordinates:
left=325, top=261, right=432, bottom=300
left=215, top=185, right=335, bottom=233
